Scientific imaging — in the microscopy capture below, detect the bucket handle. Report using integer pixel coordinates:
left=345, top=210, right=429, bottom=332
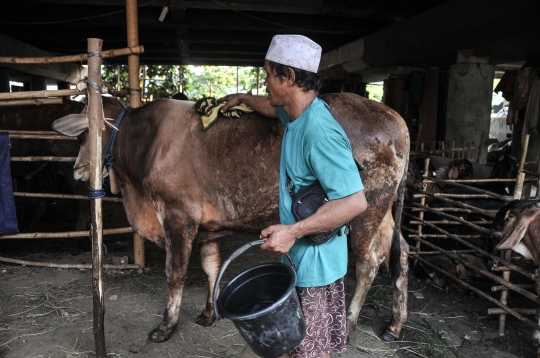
left=212, top=239, right=295, bottom=321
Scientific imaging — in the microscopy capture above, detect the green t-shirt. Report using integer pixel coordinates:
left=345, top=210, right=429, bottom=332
left=278, top=97, right=364, bottom=287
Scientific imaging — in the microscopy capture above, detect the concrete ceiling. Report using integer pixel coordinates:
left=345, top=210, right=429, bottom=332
left=0, top=0, right=539, bottom=83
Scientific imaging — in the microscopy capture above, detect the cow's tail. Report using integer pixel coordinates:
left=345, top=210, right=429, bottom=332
left=389, top=152, right=409, bottom=282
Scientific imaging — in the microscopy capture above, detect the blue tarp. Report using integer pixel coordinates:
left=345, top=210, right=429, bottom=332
left=0, top=132, right=18, bottom=234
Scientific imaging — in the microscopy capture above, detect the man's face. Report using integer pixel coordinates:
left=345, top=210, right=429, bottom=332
left=263, top=60, right=286, bottom=107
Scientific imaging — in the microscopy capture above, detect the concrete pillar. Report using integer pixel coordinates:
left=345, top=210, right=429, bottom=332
left=342, top=73, right=366, bottom=97
left=384, top=66, right=413, bottom=130
left=418, top=68, right=439, bottom=143
left=510, top=53, right=540, bottom=172
left=445, top=50, right=494, bottom=163
left=0, top=68, right=10, bottom=93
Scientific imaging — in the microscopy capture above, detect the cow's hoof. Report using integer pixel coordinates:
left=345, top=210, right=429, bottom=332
left=148, top=324, right=174, bottom=343
left=195, top=314, right=216, bottom=327
left=380, top=329, right=400, bottom=342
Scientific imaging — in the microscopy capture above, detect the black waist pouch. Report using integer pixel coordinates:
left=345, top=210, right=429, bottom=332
left=290, top=180, right=346, bottom=245
left=286, top=160, right=363, bottom=245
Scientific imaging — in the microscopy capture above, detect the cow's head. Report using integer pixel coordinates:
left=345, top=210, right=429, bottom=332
left=51, top=97, right=125, bottom=188
left=492, top=200, right=540, bottom=265
left=434, top=159, right=473, bottom=189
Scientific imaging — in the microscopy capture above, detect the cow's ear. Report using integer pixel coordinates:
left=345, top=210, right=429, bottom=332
left=496, top=211, right=537, bottom=260
left=51, top=114, right=89, bottom=137
left=448, top=167, right=459, bottom=180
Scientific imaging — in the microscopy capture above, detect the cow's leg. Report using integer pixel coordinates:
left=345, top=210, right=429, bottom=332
left=195, top=239, right=221, bottom=326
left=346, top=255, right=380, bottom=337
left=148, top=221, right=197, bottom=343
left=381, top=233, right=409, bottom=342
left=347, top=209, right=393, bottom=337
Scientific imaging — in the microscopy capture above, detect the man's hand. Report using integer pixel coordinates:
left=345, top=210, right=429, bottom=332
left=260, top=224, right=297, bottom=254
left=220, top=93, right=247, bottom=113
left=219, top=93, right=278, bottom=118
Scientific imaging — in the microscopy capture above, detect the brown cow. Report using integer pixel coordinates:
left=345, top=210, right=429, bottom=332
left=51, top=92, right=410, bottom=343
left=492, top=199, right=540, bottom=350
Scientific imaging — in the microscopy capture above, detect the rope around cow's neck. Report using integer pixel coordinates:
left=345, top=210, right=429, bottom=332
left=86, top=107, right=126, bottom=200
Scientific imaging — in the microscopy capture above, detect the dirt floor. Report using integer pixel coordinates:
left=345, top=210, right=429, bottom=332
left=0, top=198, right=538, bottom=358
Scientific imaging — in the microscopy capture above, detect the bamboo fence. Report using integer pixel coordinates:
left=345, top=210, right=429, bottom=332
left=0, top=44, right=143, bottom=271
left=411, top=132, right=486, bottom=163
left=403, top=134, right=540, bottom=336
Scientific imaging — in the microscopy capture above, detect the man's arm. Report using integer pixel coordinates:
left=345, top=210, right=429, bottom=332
left=261, top=190, right=368, bottom=254
left=220, top=93, right=278, bottom=118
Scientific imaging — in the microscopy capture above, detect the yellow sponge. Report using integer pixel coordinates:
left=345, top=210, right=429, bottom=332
left=194, top=97, right=254, bottom=131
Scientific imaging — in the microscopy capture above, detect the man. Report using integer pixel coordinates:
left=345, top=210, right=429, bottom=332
left=221, top=34, right=367, bottom=358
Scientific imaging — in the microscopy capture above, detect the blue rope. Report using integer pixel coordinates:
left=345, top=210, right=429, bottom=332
left=103, top=108, right=126, bottom=172
left=87, top=187, right=106, bottom=199
left=86, top=108, right=126, bottom=200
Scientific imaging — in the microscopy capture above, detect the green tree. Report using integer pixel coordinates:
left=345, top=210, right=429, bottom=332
left=102, top=64, right=267, bottom=101
left=145, top=65, right=180, bottom=99
left=102, top=64, right=129, bottom=92
left=366, top=82, right=383, bottom=102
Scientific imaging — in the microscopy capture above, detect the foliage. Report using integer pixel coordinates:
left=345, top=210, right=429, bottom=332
left=145, top=65, right=181, bottom=99
left=366, top=82, right=383, bottom=102
left=102, top=64, right=129, bottom=92
left=101, top=64, right=266, bottom=101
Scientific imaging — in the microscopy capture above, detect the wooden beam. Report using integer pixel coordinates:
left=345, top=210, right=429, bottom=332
left=0, top=45, right=144, bottom=64
left=0, top=33, right=86, bottom=83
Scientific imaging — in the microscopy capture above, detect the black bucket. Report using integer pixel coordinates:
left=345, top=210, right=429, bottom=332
left=212, top=240, right=306, bottom=358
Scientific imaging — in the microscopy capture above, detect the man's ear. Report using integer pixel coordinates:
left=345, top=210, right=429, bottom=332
left=285, top=67, right=296, bottom=84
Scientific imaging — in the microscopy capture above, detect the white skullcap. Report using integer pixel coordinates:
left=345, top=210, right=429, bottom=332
left=265, top=35, right=322, bottom=73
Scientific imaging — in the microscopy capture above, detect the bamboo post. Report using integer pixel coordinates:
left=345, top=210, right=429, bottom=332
left=0, top=89, right=84, bottom=100
left=497, top=135, right=530, bottom=336
left=11, top=156, right=76, bottom=162
left=0, top=98, right=64, bottom=106
left=415, top=125, right=423, bottom=152
left=491, top=284, right=535, bottom=292
left=477, top=131, right=486, bottom=164
left=13, top=191, right=123, bottom=202
left=116, top=65, right=121, bottom=91
left=0, top=227, right=133, bottom=239
left=450, top=141, right=455, bottom=158
left=256, top=66, right=260, bottom=95
left=127, top=0, right=145, bottom=268
left=0, top=45, right=144, bottom=64
left=4, top=131, right=77, bottom=140
left=518, top=134, right=530, bottom=174
left=87, top=38, right=106, bottom=357
left=0, top=256, right=140, bottom=270
left=537, top=160, right=540, bottom=198
left=413, top=157, right=430, bottom=268
left=141, top=65, right=147, bottom=101
left=488, top=308, right=536, bottom=315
